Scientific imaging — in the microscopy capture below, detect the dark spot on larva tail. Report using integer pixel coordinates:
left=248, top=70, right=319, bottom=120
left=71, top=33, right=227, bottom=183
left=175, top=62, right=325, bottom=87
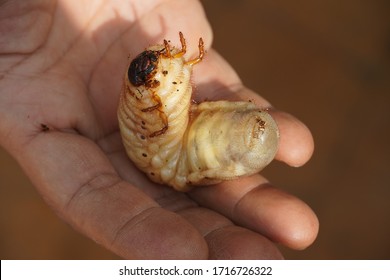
left=140, top=134, right=146, bottom=140
left=150, top=172, right=155, bottom=176
left=142, top=153, right=147, bottom=157
left=256, top=118, right=266, bottom=129
left=253, top=117, right=266, bottom=138
left=172, top=81, right=177, bottom=84
left=162, top=70, right=168, bottom=76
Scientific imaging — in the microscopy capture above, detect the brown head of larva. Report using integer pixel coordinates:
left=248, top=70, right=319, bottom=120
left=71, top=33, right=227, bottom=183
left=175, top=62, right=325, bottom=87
left=127, top=50, right=159, bottom=87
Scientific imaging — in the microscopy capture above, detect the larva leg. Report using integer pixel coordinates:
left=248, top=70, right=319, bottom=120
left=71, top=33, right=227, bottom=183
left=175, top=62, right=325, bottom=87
left=147, top=96, right=169, bottom=138
left=140, top=92, right=169, bottom=138
left=163, top=39, right=172, bottom=58
left=186, top=37, right=204, bottom=66
left=163, top=32, right=187, bottom=59
left=149, top=121, right=168, bottom=137
left=141, top=103, right=160, bottom=112
left=174, top=31, right=187, bottom=58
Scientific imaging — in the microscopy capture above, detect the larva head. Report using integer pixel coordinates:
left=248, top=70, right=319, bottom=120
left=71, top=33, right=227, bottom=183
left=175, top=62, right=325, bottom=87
left=128, top=50, right=159, bottom=86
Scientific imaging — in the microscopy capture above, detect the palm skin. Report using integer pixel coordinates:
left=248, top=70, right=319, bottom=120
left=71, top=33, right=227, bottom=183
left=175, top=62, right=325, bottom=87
left=0, top=0, right=318, bottom=259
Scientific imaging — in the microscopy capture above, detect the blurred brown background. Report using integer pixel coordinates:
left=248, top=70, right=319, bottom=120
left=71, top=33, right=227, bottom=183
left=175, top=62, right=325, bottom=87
left=1, top=0, right=389, bottom=259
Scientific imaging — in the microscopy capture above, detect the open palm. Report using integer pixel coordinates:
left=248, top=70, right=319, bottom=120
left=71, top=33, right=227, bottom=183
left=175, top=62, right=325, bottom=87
left=0, top=0, right=318, bottom=259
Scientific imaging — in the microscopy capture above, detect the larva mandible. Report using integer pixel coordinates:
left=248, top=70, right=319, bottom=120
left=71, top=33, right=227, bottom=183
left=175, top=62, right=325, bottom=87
left=118, top=32, right=279, bottom=191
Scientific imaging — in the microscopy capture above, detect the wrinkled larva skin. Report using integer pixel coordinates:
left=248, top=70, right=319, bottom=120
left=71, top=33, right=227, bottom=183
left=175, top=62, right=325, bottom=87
left=118, top=33, right=279, bottom=191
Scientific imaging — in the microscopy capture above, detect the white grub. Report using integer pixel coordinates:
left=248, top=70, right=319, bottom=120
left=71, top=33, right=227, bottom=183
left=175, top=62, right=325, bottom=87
left=118, top=33, right=279, bottom=191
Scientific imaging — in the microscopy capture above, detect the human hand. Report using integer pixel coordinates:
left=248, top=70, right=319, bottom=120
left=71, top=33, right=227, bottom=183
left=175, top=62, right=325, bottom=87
left=0, top=0, right=318, bottom=259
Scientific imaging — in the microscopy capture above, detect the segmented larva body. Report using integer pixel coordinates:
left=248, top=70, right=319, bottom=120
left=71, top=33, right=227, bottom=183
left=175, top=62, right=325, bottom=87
left=118, top=33, right=279, bottom=191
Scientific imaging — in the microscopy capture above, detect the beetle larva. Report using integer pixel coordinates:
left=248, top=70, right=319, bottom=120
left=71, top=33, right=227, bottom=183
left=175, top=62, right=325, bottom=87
left=118, top=32, right=279, bottom=191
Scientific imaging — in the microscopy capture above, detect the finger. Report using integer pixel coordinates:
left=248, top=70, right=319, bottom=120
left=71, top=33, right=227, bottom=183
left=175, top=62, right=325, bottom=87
left=123, top=1, right=213, bottom=56
left=190, top=174, right=319, bottom=250
left=179, top=207, right=283, bottom=259
left=270, top=110, right=314, bottom=167
left=15, top=131, right=208, bottom=259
